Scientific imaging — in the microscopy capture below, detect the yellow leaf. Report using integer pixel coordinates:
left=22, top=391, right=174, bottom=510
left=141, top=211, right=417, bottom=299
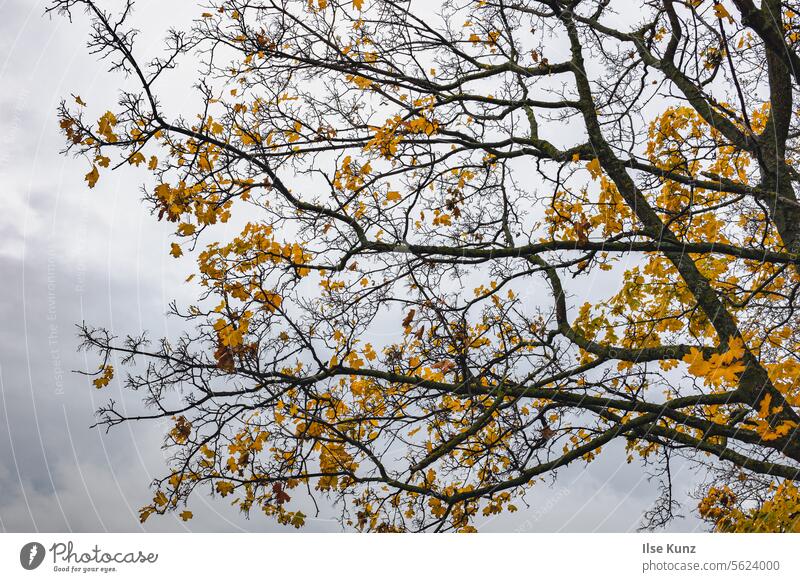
left=216, top=481, right=235, bottom=496
left=179, top=510, right=193, bottom=521
left=170, top=243, right=183, bottom=258
left=433, top=212, right=452, bottom=226
left=586, top=158, right=602, bottom=179
left=682, top=347, right=710, bottom=377
left=348, top=75, right=373, bottom=89
left=153, top=490, right=168, bottom=507
left=290, top=511, right=306, bottom=528
left=177, top=223, right=196, bottom=236
left=713, top=2, right=733, bottom=22
left=138, top=506, right=155, bottom=523
left=758, top=394, right=773, bottom=419
left=723, top=337, right=745, bottom=362
left=128, top=152, right=146, bottom=166
left=353, top=0, right=364, bottom=10
left=706, top=361, right=745, bottom=385
left=386, top=190, right=401, bottom=201
left=85, top=165, right=100, bottom=188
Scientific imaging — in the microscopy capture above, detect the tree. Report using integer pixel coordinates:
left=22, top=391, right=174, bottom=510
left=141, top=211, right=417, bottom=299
left=50, top=0, right=800, bottom=532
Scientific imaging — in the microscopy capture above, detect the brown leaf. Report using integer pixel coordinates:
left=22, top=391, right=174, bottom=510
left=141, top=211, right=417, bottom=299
left=214, top=343, right=236, bottom=373
left=574, top=219, right=591, bottom=244
left=272, top=482, right=291, bottom=504
left=431, top=360, right=456, bottom=373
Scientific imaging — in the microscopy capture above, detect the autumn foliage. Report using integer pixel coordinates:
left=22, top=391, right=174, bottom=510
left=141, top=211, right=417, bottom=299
left=51, top=0, right=800, bottom=532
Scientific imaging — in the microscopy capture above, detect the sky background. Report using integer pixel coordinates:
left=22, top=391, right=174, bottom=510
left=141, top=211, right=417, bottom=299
left=0, top=0, right=706, bottom=533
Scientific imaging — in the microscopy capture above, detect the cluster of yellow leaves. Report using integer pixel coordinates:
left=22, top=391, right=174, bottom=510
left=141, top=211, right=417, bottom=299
left=97, top=111, right=119, bottom=143
left=139, top=487, right=180, bottom=523
left=307, top=0, right=328, bottom=11
left=169, top=415, right=193, bottom=444
left=740, top=393, right=798, bottom=441
left=199, top=224, right=309, bottom=287
left=92, top=365, right=114, bottom=389
left=224, top=428, right=270, bottom=475
left=364, top=98, right=439, bottom=159
left=154, top=181, right=233, bottom=227
left=545, top=104, right=776, bottom=358
left=194, top=222, right=311, bottom=372
left=317, top=443, right=359, bottom=490
left=74, top=111, right=153, bottom=189
left=764, top=352, right=800, bottom=407
left=647, top=105, right=757, bottom=190
left=542, top=196, right=590, bottom=241
left=432, top=209, right=452, bottom=227
left=700, top=482, right=800, bottom=532
left=346, top=74, right=375, bottom=90
left=682, top=338, right=746, bottom=387
left=544, top=183, right=633, bottom=244
left=214, top=314, right=253, bottom=349
left=467, top=30, right=501, bottom=48
left=333, top=155, right=374, bottom=192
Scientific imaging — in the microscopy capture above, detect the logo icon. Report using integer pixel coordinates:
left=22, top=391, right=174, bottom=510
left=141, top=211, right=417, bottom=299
left=20, top=542, right=46, bottom=570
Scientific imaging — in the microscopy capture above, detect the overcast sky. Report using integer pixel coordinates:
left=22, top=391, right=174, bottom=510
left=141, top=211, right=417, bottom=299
left=0, top=0, right=706, bottom=533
